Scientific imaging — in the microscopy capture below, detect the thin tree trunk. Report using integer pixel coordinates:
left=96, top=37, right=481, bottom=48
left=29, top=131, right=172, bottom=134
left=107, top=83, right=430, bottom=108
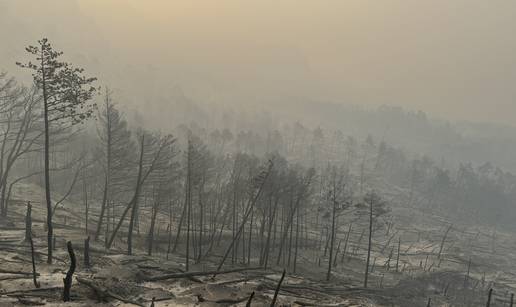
left=247, top=207, right=253, bottom=266
left=197, top=179, right=205, bottom=263
left=263, top=195, right=279, bottom=269
left=232, top=187, right=237, bottom=265
left=95, top=175, right=109, bottom=241
left=259, top=198, right=269, bottom=260
left=148, top=202, right=159, bottom=256
left=42, top=53, right=53, bottom=264
left=464, top=257, right=471, bottom=289
left=270, top=269, right=286, bottom=307
left=438, top=225, right=452, bottom=260
left=287, top=204, right=293, bottom=268
left=0, top=181, right=7, bottom=217
left=105, top=200, right=111, bottom=247
left=277, top=193, right=303, bottom=266
left=246, top=291, right=255, bottom=307
left=95, top=93, right=112, bottom=241
left=215, top=209, right=228, bottom=248
left=83, top=174, right=89, bottom=234
left=293, top=207, right=300, bottom=273
left=25, top=202, right=32, bottom=242
left=241, top=205, right=246, bottom=264
left=29, top=230, right=40, bottom=288
left=327, top=196, right=337, bottom=281
left=127, top=135, right=145, bottom=255
left=63, top=242, right=76, bottom=302
left=323, top=226, right=330, bottom=257
left=172, top=198, right=187, bottom=253
left=84, top=236, right=90, bottom=267
left=486, top=288, right=492, bottom=307
left=185, top=139, right=192, bottom=271
left=333, top=239, right=341, bottom=267
left=166, top=201, right=173, bottom=259
left=364, top=198, right=373, bottom=288
left=214, top=162, right=272, bottom=275
left=396, top=237, right=401, bottom=272
left=205, top=200, right=227, bottom=257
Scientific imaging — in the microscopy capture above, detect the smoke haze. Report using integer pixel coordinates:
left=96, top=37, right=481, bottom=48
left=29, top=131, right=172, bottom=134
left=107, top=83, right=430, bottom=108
left=2, top=0, right=516, bottom=126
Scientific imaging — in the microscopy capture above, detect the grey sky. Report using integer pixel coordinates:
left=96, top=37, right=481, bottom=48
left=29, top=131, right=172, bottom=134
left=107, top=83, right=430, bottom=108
left=1, top=0, right=515, bottom=125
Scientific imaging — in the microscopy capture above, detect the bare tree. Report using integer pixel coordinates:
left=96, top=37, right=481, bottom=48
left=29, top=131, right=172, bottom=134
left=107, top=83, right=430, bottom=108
left=145, top=146, right=179, bottom=256
left=106, top=131, right=175, bottom=253
left=215, top=159, right=273, bottom=274
left=0, top=75, right=43, bottom=216
left=322, top=166, right=351, bottom=281
left=94, top=89, right=134, bottom=241
left=358, top=191, right=389, bottom=288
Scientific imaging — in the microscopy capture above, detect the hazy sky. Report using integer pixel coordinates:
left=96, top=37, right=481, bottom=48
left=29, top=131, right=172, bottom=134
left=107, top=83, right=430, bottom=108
left=1, top=0, right=516, bottom=125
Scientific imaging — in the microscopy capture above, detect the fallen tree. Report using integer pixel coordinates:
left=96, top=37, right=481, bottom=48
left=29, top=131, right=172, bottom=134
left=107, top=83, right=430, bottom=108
left=145, top=266, right=264, bottom=282
left=76, top=277, right=145, bottom=307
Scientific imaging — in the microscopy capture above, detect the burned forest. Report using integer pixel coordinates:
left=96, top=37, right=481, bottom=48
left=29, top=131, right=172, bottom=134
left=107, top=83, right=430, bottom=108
left=2, top=1, right=516, bottom=306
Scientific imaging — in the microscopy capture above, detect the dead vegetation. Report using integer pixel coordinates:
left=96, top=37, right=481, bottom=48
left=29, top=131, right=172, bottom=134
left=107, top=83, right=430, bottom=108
left=1, top=182, right=516, bottom=307
left=1, top=39, right=516, bottom=307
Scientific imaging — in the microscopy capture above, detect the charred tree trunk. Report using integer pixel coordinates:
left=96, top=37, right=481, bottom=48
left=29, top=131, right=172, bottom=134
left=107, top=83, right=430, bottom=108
left=277, top=192, right=304, bottom=267
left=84, top=236, right=90, bottom=267
left=166, top=201, right=174, bottom=259
left=246, top=291, right=255, bottom=307
left=247, top=206, right=254, bottom=266
left=232, top=187, right=238, bottom=265
left=205, top=198, right=226, bottom=257
left=327, top=193, right=337, bottom=281
left=147, top=202, right=159, bottom=256
left=287, top=204, right=294, bottom=268
left=63, top=241, right=76, bottom=302
left=96, top=91, right=114, bottom=241
left=270, top=269, right=286, bottom=307
left=486, top=288, right=493, bottom=307
left=0, top=181, right=7, bottom=217
left=364, top=197, right=373, bottom=288
left=185, top=138, right=192, bottom=271
left=29, top=230, right=40, bottom=288
left=95, top=174, right=109, bottom=241
left=241, top=203, right=246, bottom=264
left=25, top=202, right=32, bottom=242
left=197, top=179, right=205, bottom=263
left=172, top=198, right=187, bottom=253
left=438, top=225, right=452, bottom=261
left=127, top=135, right=145, bottom=255
left=293, top=207, right=300, bottom=273
left=333, top=239, right=341, bottom=267
left=41, top=53, right=53, bottom=265
left=83, top=173, right=89, bottom=234
left=396, top=237, right=401, bottom=272
left=215, top=205, right=230, bottom=248
left=263, top=195, right=279, bottom=269
left=214, top=162, right=273, bottom=275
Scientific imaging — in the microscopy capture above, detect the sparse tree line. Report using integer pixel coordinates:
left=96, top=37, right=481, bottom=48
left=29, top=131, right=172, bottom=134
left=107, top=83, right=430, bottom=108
left=1, top=39, right=516, bottom=294
left=193, top=119, right=516, bottom=228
